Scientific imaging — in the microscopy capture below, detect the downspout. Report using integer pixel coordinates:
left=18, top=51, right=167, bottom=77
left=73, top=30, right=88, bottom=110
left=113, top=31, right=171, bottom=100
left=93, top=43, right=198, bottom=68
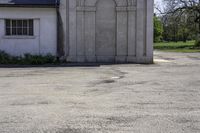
left=56, top=0, right=65, bottom=59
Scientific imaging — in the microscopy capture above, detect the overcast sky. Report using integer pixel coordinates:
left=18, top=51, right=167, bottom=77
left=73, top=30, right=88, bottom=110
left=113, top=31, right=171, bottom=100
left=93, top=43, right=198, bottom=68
left=155, top=0, right=163, bottom=6
left=155, top=0, right=162, bottom=4
left=154, top=0, right=164, bottom=13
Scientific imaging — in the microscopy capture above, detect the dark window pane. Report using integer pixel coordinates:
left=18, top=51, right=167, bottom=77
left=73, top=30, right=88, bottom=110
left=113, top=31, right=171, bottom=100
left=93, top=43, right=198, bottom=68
left=29, top=20, right=33, bottom=28
left=23, top=27, right=27, bottom=35
left=29, top=20, right=34, bottom=36
left=23, top=20, right=27, bottom=28
left=12, top=20, right=17, bottom=28
left=5, top=20, right=10, bottom=28
left=29, top=27, right=33, bottom=36
left=5, top=20, right=11, bottom=35
left=12, top=27, right=17, bottom=35
left=6, top=27, right=11, bottom=35
left=17, top=20, right=23, bottom=35
left=17, top=20, right=23, bottom=28
left=17, top=27, right=22, bottom=35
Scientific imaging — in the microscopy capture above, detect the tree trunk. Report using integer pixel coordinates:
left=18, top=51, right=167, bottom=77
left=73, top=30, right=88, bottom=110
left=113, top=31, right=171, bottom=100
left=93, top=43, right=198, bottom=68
left=199, top=21, right=200, bottom=34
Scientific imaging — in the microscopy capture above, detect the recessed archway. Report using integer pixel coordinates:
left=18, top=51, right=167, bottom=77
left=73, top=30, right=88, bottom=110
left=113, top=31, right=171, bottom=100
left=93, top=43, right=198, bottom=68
left=95, top=0, right=116, bottom=62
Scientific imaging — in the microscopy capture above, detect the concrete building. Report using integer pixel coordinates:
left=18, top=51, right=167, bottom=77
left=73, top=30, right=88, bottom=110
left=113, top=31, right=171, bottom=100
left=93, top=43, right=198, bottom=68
left=0, top=0, right=154, bottom=63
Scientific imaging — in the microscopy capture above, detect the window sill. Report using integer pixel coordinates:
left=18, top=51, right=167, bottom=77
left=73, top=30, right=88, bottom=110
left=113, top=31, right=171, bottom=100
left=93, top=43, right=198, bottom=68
left=3, top=36, right=36, bottom=39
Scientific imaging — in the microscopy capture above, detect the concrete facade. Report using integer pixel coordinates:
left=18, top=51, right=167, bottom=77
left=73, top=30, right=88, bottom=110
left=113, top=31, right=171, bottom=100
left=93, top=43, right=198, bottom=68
left=61, top=0, right=154, bottom=63
left=0, top=7, right=57, bottom=56
left=0, top=0, right=154, bottom=63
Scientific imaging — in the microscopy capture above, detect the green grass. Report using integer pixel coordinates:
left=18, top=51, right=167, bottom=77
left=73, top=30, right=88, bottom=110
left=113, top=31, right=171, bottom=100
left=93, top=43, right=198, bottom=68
left=154, top=41, right=200, bottom=53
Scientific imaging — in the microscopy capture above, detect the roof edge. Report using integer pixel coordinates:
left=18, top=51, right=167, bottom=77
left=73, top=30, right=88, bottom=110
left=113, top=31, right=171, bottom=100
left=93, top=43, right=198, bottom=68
left=0, top=4, right=57, bottom=8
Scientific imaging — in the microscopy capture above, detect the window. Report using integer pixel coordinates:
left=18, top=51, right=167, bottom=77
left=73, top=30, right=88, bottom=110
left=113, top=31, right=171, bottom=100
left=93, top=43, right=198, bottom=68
left=5, top=19, right=34, bottom=36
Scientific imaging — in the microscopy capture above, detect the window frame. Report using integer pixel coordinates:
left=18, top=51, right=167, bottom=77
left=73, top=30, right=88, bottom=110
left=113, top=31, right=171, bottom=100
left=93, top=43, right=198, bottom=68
left=5, top=19, right=34, bottom=36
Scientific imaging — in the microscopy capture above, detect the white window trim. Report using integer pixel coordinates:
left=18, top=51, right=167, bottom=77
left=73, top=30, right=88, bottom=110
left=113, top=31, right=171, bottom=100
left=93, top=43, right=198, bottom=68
left=3, top=35, right=36, bottom=39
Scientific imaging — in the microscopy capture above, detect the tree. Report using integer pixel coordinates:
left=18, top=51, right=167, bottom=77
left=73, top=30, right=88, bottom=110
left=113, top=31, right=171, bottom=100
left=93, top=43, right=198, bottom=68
left=162, top=0, right=200, bottom=45
left=162, top=12, right=192, bottom=42
left=154, top=0, right=199, bottom=42
left=163, top=0, right=200, bottom=32
left=154, top=15, right=164, bottom=42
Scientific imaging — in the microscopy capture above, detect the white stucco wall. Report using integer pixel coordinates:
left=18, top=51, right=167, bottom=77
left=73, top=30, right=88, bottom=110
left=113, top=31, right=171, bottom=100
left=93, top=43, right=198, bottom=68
left=0, top=7, right=57, bottom=56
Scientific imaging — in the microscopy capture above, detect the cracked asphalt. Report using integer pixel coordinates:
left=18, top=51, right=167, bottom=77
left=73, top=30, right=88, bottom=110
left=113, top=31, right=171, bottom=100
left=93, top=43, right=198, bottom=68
left=0, top=51, right=200, bottom=133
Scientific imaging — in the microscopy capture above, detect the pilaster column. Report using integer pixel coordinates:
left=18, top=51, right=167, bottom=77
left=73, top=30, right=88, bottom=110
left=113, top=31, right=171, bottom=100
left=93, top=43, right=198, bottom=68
left=76, top=6, right=85, bottom=62
left=84, top=6, right=96, bottom=62
left=68, top=0, right=77, bottom=62
left=136, top=0, right=145, bottom=62
left=116, top=6, right=128, bottom=62
left=127, top=6, right=137, bottom=62
left=146, top=0, right=154, bottom=63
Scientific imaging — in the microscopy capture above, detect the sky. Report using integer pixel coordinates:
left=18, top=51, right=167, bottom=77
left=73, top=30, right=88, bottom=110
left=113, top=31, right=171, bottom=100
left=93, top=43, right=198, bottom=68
left=154, top=0, right=164, bottom=14
left=154, top=0, right=163, bottom=8
left=155, top=0, right=162, bottom=4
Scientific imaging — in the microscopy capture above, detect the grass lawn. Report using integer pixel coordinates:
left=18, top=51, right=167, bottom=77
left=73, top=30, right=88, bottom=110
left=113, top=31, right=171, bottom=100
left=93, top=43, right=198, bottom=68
left=154, top=41, right=200, bottom=53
